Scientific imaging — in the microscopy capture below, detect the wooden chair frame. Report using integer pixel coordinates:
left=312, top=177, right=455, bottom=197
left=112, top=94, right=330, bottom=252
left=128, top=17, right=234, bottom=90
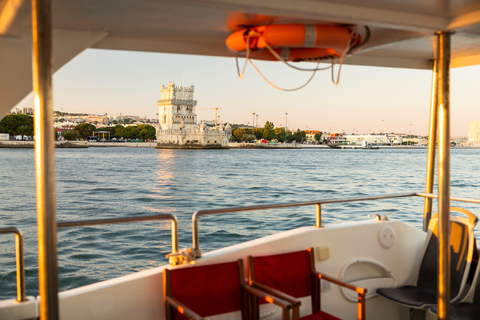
left=248, top=248, right=366, bottom=320
left=164, top=259, right=294, bottom=320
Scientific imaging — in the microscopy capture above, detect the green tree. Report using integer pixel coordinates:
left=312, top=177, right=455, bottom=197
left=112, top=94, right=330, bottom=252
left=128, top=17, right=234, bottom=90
left=274, top=127, right=286, bottom=142
left=242, top=134, right=256, bottom=142
left=0, top=114, right=34, bottom=139
left=74, top=123, right=96, bottom=139
left=62, top=131, right=77, bottom=141
left=233, top=128, right=245, bottom=141
left=292, top=129, right=306, bottom=143
left=253, top=128, right=263, bottom=139
left=314, top=132, right=322, bottom=142
left=263, top=121, right=275, bottom=141
left=118, top=126, right=134, bottom=139
left=136, top=124, right=156, bottom=140
left=113, top=125, right=125, bottom=139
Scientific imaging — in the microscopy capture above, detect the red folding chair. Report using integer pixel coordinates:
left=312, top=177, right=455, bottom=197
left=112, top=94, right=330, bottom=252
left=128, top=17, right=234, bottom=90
left=164, top=259, right=294, bottom=320
left=248, top=248, right=366, bottom=320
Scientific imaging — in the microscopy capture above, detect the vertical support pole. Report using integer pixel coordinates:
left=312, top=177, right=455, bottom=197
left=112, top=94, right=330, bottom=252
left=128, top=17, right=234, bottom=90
left=32, top=0, right=59, bottom=318
left=423, top=60, right=438, bottom=232
left=15, top=231, right=26, bottom=302
left=192, top=213, right=202, bottom=258
left=170, top=217, right=179, bottom=253
left=437, top=31, right=451, bottom=320
left=315, top=204, right=321, bottom=228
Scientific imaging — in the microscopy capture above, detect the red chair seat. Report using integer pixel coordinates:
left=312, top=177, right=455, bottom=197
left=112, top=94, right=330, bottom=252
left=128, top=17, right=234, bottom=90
left=301, top=310, right=341, bottom=320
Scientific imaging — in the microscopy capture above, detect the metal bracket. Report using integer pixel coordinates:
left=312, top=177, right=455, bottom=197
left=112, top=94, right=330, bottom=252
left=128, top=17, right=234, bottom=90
left=167, top=247, right=197, bottom=266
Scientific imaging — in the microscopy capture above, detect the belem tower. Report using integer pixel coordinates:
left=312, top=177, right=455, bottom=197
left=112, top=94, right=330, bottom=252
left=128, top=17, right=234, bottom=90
left=156, top=82, right=231, bottom=149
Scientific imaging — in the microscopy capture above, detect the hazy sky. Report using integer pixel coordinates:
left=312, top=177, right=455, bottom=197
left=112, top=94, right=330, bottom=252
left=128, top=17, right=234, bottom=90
left=15, top=49, right=480, bottom=137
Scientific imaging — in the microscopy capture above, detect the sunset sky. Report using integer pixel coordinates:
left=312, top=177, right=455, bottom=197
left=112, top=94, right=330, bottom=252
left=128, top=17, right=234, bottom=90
left=14, top=49, right=480, bottom=137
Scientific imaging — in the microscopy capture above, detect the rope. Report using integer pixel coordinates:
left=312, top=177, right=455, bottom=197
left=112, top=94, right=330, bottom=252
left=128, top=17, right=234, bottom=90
left=262, top=40, right=332, bottom=72
left=236, top=36, right=251, bottom=79
left=236, top=27, right=363, bottom=90
left=331, top=29, right=357, bottom=85
left=248, top=59, right=320, bottom=91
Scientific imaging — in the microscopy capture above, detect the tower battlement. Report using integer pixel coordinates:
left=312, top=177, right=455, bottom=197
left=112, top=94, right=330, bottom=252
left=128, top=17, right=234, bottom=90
left=157, top=82, right=197, bottom=130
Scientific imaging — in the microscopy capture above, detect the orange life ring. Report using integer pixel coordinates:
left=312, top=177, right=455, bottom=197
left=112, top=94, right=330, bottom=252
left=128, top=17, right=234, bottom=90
left=226, top=24, right=364, bottom=62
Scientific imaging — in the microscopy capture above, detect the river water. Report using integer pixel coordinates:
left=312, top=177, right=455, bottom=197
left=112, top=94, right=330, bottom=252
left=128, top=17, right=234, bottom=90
left=1, top=147, right=480, bottom=300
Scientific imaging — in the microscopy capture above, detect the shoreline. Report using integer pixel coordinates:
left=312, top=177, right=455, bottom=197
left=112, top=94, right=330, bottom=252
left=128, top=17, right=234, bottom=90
left=0, top=141, right=158, bottom=148
left=0, top=141, right=477, bottom=149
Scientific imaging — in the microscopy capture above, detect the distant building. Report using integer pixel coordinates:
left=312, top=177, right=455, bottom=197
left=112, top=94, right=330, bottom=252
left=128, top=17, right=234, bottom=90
left=21, top=107, right=33, bottom=115
left=11, top=107, right=33, bottom=115
left=468, top=121, right=480, bottom=144
left=305, top=130, right=321, bottom=142
left=329, top=133, right=404, bottom=146
left=85, top=116, right=109, bottom=125
left=156, top=82, right=231, bottom=149
left=54, top=123, right=76, bottom=132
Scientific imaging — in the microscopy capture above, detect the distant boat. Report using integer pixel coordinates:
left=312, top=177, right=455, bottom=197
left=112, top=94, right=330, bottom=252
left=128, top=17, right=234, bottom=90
left=362, top=140, right=379, bottom=149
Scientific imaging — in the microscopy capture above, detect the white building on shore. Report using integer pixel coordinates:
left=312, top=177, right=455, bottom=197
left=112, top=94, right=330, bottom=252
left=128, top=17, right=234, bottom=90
left=468, top=121, right=480, bottom=144
left=329, top=133, right=404, bottom=146
left=156, top=82, right=231, bottom=148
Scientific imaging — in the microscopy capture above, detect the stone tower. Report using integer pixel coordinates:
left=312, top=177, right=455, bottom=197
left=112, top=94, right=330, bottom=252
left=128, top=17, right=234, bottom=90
left=157, top=82, right=197, bottom=130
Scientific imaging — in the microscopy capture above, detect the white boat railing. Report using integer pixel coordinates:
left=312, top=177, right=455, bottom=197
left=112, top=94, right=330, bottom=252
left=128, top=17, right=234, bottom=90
left=191, top=192, right=480, bottom=258
left=0, top=214, right=179, bottom=302
left=57, top=214, right=179, bottom=254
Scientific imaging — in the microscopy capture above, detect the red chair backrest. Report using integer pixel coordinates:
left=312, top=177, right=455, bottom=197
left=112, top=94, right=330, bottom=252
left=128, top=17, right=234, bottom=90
left=252, top=250, right=312, bottom=298
left=169, top=261, right=243, bottom=319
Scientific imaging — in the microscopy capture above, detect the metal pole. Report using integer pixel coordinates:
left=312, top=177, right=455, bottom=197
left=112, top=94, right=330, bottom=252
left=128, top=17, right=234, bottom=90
left=423, top=59, right=438, bottom=232
left=0, top=227, right=27, bottom=302
left=192, top=212, right=202, bottom=258
left=437, top=31, right=451, bottom=320
left=15, top=231, right=26, bottom=302
left=32, top=0, right=59, bottom=318
left=315, top=204, right=321, bottom=228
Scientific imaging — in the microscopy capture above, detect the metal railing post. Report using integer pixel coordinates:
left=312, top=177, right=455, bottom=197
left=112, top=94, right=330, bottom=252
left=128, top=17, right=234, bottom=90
left=192, top=212, right=202, bottom=258
left=315, top=204, right=322, bottom=228
left=32, top=0, right=59, bottom=318
left=437, top=30, right=451, bottom=320
left=0, top=227, right=27, bottom=302
left=423, top=59, right=438, bottom=232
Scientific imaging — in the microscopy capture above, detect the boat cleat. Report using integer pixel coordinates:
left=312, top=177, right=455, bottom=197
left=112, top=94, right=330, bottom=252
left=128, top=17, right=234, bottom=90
left=166, top=247, right=197, bottom=266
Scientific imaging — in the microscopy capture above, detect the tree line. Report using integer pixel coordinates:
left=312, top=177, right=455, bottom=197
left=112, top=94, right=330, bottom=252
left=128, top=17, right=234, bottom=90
left=232, top=121, right=323, bottom=143
left=63, top=123, right=156, bottom=141
left=0, top=114, right=33, bottom=139
left=0, top=114, right=156, bottom=141
left=1, top=114, right=325, bottom=143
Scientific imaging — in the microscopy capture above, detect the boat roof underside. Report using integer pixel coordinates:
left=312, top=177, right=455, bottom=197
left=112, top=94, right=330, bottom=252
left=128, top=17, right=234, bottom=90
left=1, top=0, right=480, bottom=116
